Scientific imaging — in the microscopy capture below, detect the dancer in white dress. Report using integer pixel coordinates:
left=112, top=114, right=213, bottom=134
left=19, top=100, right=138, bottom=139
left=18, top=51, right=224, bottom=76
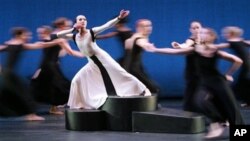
left=56, top=10, right=151, bottom=109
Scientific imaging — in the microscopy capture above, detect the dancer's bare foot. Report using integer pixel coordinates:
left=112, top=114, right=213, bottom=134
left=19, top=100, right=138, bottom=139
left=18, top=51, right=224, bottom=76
left=221, top=121, right=230, bottom=127
left=241, top=103, right=250, bottom=107
left=57, top=104, right=66, bottom=108
left=24, top=114, right=45, bottom=121
left=205, top=122, right=225, bottom=139
left=49, top=106, right=64, bottom=115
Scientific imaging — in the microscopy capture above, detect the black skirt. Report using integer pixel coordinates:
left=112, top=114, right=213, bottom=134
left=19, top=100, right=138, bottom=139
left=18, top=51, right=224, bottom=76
left=0, top=71, right=36, bottom=117
left=31, top=62, right=70, bottom=105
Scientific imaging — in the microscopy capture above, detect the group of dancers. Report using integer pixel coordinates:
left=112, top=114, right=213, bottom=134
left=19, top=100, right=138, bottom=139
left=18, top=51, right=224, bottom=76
left=0, top=18, right=82, bottom=120
left=0, top=9, right=249, bottom=139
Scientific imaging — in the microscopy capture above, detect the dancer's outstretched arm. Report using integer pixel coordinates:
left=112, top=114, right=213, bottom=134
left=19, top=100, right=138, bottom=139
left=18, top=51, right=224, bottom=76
left=92, top=10, right=129, bottom=35
left=55, top=39, right=84, bottom=58
left=171, top=39, right=195, bottom=49
left=24, top=39, right=84, bottom=58
left=23, top=39, right=65, bottom=49
left=56, top=28, right=75, bottom=39
left=96, top=32, right=118, bottom=39
left=150, top=46, right=194, bottom=55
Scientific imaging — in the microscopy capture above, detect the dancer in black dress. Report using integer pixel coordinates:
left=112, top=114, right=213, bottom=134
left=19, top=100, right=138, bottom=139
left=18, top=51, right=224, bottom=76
left=31, top=23, right=83, bottom=114
left=171, top=21, right=202, bottom=112
left=0, top=27, right=69, bottom=120
left=148, top=27, right=244, bottom=139
left=220, top=26, right=250, bottom=107
left=96, top=17, right=133, bottom=68
left=125, top=19, right=159, bottom=93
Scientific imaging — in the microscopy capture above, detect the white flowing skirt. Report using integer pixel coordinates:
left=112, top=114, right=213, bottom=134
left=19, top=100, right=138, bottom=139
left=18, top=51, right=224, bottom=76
left=67, top=48, right=151, bottom=109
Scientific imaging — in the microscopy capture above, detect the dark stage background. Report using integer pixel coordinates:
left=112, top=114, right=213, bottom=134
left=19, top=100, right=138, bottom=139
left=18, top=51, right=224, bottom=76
left=0, top=0, right=249, bottom=97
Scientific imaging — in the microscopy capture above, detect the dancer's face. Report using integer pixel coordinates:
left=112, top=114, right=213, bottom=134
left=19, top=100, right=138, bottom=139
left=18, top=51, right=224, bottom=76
left=200, top=28, right=208, bottom=42
left=222, top=31, right=231, bottom=40
left=138, top=20, right=152, bottom=36
left=37, top=28, right=50, bottom=40
left=76, top=15, right=87, bottom=28
left=20, top=31, right=32, bottom=42
left=222, top=27, right=243, bottom=40
left=37, top=28, right=45, bottom=40
left=190, top=22, right=202, bottom=36
left=200, top=28, right=216, bottom=43
left=65, top=20, right=73, bottom=29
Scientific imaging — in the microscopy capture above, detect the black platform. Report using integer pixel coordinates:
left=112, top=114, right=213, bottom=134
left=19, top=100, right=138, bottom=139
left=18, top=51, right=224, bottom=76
left=65, top=109, right=106, bottom=131
left=101, top=95, right=158, bottom=131
left=132, top=108, right=205, bottom=134
left=65, top=95, right=205, bottom=134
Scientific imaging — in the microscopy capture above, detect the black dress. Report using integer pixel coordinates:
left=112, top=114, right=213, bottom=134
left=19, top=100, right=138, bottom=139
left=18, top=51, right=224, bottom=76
left=115, top=30, right=133, bottom=68
left=0, top=44, right=36, bottom=117
left=116, top=30, right=133, bottom=47
left=228, top=41, right=250, bottom=104
left=193, top=51, right=244, bottom=125
left=182, top=38, right=199, bottom=111
left=127, top=37, right=159, bottom=93
left=31, top=35, right=70, bottom=105
left=183, top=50, right=199, bottom=111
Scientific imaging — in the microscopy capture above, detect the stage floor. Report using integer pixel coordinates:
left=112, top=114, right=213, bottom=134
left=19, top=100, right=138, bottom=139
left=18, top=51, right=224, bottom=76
left=0, top=99, right=249, bottom=141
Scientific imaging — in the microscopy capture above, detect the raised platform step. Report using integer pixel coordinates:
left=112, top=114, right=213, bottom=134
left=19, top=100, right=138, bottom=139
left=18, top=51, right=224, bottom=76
left=101, top=95, right=158, bottom=131
left=65, top=109, right=106, bottom=131
left=132, top=108, right=205, bottom=134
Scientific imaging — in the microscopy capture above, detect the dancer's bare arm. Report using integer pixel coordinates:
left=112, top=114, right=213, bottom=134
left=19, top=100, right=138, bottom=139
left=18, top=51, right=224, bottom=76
left=56, top=28, right=75, bottom=39
left=153, top=47, right=194, bottom=55
left=171, top=39, right=195, bottom=49
left=92, top=10, right=129, bottom=35
left=217, top=50, right=243, bottom=81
